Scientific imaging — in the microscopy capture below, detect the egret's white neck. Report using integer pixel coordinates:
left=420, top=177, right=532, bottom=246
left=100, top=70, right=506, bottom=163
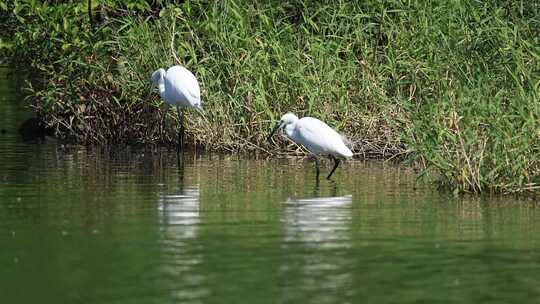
left=152, top=68, right=167, bottom=98
left=157, top=81, right=166, bottom=97
left=284, top=121, right=296, bottom=138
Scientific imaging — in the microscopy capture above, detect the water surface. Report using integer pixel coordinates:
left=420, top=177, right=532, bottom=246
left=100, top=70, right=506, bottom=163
left=1, top=67, right=540, bottom=303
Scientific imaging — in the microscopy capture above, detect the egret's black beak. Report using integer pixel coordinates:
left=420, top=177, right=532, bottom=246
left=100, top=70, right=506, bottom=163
left=267, top=123, right=281, bottom=142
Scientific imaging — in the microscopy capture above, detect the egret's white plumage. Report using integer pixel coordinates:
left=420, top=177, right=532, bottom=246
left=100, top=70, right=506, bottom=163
left=151, top=65, right=202, bottom=110
left=268, top=113, right=353, bottom=180
left=151, top=65, right=202, bottom=149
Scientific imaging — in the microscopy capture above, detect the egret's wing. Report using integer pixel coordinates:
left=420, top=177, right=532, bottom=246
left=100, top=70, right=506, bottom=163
left=297, top=117, right=352, bottom=157
left=166, top=66, right=201, bottom=106
left=295, top=118, right=336, bottom=152
left=340, top=133, right=353, bottom=149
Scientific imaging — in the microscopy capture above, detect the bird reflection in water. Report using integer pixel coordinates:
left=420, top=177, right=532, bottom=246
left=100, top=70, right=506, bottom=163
left=157, top=151, right=201, bottom=241
left=280, top=184, right=354, bottom=302
left=283, top=192, right=353, bottom=247
left=158, top=185, right=200, bottom=238
left=155, top=155, right=209, bottom=301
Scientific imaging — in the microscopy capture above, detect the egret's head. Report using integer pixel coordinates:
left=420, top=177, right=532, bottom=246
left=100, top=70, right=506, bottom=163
left=279, top=113, right=298, bottom=126
left=151, top=68, right=166, bottom=88
left=267, top=112, right=298, bottom=141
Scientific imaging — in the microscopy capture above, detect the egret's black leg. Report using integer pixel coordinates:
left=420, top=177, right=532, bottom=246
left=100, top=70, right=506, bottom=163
left=314, top=157, right=321, bottom=181
left=314, top=178, right=321, bottom=194
left=176, top=150, right=184, bottom=184
left=176, top=105, right=184, bottom=151
left=327, top=156, right=340, bottom=180
left=329, top=180, right=337, bottom=196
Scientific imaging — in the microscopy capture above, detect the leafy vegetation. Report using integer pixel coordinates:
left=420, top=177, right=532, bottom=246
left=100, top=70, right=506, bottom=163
left=1, top=0, right=539, bottom=195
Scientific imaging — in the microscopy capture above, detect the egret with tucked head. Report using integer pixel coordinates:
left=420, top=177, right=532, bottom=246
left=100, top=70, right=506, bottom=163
left=151, top=65, right=202, bottom=150
left=268, top=113, right=353, bottom=180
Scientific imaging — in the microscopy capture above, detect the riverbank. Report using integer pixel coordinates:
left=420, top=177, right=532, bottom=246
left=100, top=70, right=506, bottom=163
left=2, top=1, right=539, bottom=194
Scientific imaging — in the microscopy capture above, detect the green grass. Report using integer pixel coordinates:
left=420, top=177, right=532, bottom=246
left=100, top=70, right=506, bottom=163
left=2, top=0, right=539, bottom=195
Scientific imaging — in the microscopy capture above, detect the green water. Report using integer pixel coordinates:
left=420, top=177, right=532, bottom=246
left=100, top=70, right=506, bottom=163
left=1, top=67, right=540, bottom=304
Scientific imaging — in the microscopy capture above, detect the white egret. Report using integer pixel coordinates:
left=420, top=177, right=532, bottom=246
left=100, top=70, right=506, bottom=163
left=151, top=65, right=202, bottom=149
left=268, top=113, right=353, bottom=180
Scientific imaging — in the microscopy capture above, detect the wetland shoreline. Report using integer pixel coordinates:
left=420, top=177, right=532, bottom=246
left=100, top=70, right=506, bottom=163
left=2, top=1, right=539, bottom=194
